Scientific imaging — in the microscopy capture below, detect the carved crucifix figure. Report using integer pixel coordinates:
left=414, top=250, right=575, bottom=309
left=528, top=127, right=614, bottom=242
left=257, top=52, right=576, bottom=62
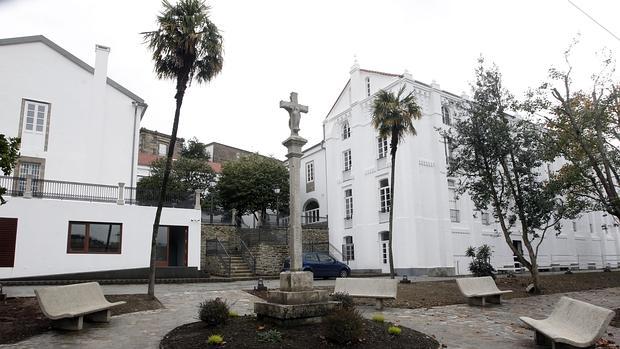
left=280, top=92, right=308, bottom=136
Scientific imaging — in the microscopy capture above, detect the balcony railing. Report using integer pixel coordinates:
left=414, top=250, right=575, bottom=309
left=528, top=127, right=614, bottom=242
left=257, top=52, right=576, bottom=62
left=0, top=176, right=197, bottom=209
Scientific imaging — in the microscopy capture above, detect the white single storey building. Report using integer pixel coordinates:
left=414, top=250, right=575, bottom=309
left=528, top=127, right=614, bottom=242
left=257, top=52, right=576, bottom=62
left=0, top=35, right=202, bottom=280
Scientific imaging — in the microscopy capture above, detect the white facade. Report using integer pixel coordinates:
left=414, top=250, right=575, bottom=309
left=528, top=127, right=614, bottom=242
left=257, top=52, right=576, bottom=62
left=0, top=36, right=201, bottom=279
left=299, top=62, right=620, bottom=276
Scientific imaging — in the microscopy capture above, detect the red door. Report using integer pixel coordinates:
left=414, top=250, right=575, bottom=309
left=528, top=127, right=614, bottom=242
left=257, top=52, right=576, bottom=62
left=0, top=218, right=18, bottom=267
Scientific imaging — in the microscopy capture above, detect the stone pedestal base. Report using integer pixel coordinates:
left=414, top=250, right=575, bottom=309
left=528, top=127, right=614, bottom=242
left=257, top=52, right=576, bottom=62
left=254, top=271, right=334, bottom=326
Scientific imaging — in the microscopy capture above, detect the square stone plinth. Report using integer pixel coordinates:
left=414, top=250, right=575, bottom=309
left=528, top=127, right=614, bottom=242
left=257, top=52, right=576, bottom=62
left=268, top=289, right=329, bottom=305
left=280, top=271, right=313, bottom=292
left=254, top=301, right=338, bottom=326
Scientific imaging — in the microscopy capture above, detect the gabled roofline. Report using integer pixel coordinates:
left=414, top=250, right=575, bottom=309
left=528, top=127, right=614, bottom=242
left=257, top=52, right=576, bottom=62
left=0, top=35, right=145, bottom=104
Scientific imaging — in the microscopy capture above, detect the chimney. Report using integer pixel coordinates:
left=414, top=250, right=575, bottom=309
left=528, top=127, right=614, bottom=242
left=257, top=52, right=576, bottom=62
left=94, top=44, right=110, bottom=85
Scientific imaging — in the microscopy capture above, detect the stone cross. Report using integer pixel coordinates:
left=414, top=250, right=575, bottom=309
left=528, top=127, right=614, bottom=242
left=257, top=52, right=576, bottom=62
left=280, top=92, right=308, bottom=136
left=280, top=92, right=308, bottom=271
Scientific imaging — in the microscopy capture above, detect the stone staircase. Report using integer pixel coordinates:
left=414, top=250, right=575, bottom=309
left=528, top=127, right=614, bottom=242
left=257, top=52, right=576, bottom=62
left=229, top=254, right=254, bottom=278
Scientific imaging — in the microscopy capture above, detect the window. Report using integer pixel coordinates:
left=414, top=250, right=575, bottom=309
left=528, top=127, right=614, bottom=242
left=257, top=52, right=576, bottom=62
left=68, top=222, right=122, bottom=254
left=377, top=136, right=388, bottom=159
left=345, top=189, right=353, bottom=219
left=23, top=101, right=48, bottom=133
left=158, top=143, right=168, bottom=156
left=304, top=253, right=319, bottom=262
left=379, top=231, right=389, bottom=264
left=481, top=213, right=491, bottom=225
left=342, top=121, right=351, bottom=139
left=379, top=178, right=391, bottom=213
left=441, top=105, right=451, bottom=125
left=444, top=136, right=454, bottom=165
left=448, top=179, right=459, bottom=222
left=365, top=77, right=371, bottom=97
left=306, top=161, right=314, bottom=183
left=343, top=149, right=352, bottom=172
left=18, top=162, right=41, bottom=192
left=572, top=221, right=577, bottom=232
left=343, top=236, right=354, bottom=261
left=318, top=253, right=335, bottom=263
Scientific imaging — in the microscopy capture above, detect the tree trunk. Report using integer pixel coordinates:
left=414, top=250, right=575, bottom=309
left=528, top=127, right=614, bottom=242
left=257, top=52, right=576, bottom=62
left=147, top=76, right=188, bottom=297
left=388, top=148, right=397, bottom=279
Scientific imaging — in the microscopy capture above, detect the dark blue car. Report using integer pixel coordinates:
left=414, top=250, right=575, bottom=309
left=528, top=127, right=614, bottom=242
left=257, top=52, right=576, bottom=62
left=282, top=252, right=351, bottom=279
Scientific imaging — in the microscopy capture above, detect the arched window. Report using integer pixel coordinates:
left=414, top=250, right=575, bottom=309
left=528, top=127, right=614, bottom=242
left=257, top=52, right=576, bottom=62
left=303, top=199, right=320, bottom=224
left=365, top=77, right=371, bottom=97
left=441, top=105, right=451, bottom=125
left=342, top=121, right=351, bottom=139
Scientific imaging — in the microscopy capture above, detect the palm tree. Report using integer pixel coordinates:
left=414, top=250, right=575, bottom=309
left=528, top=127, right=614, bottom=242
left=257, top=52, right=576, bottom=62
left=371, top=85, right=422, bottom=279
left=143, top=0, right=223, bottom=297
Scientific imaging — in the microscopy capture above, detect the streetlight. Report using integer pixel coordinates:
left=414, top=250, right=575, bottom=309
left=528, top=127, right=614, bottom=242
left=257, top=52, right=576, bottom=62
left=274, top=188, right=280, bottom=227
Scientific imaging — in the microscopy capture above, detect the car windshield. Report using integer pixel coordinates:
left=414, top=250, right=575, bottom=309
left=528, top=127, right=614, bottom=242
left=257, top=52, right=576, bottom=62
left=318, top=254, right=334, bottom=262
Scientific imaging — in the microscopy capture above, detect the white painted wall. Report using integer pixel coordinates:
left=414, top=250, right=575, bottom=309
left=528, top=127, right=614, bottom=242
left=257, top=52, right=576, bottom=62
left=0, top=196, right=201, bottom=279
left=298, top=142, right=328, bottom=220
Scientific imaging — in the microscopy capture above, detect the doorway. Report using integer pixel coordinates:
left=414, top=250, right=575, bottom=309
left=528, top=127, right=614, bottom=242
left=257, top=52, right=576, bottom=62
left=512, top=240, right=523, bottom=269
left=379, top=231, right=390, bottom=273
left=156, top=225, right=188, bottom=267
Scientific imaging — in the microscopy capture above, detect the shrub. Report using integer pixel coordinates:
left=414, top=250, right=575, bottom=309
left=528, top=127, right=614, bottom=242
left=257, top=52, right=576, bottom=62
left=465, top=245, right=496, bottom=278
left=323, top=308, right=364, bottom=344
left=331, top=292, right=355, bottom=310
left=228, top=310, right=239, bottom=317
left=207, top=334, right=224, bottom=345
left=199, top=298, right=230, bottom=326
left=371, top=314, right=385, bottom=323
left=257, top=329, right=283, bottom=343
left=388, top=326, right=401, bottom=335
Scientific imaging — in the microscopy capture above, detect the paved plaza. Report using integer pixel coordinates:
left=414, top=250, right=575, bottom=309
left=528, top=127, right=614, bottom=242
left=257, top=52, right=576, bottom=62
left=2, top=280, right=618, bottom=349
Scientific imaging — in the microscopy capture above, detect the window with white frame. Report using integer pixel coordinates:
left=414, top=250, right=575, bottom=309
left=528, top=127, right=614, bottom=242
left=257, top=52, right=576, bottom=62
left=342, top=121, right=351, bottom=139
left=306, top=161, right=314, bottom=183
left=343, top=149, right=352, bottom=171
left=444, top=136, right=454, bottom=165
left=572, top=221, right=577, bottom=232
left=441, top=105, right=451, bottom=125
left=377, top=136, right=388, bottom=159
left=17, top=162, right=41, bottom=192
left=448, top=179, right=459, bottom=222
left=481, top=212, right=491, bottom=225
left=343, top=236, right=354, bottom=261
left=158, top=143, right=168, bottom=156
left=345, top=189, right=353, bottom=219
left=379, top=178, right=391, bottom=213
left=365, top=77, right=371, bottom=97
left=23, top=101, right=48, bottom=133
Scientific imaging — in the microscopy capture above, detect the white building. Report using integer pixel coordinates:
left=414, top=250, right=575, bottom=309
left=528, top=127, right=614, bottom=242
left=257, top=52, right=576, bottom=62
left=0, top=36, right=201, bottom=279
left=297, top=61, right=620, bottom=276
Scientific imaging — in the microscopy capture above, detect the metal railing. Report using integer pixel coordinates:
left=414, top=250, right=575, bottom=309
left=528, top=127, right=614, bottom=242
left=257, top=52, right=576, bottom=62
left=249, top=214, right=328, bottom=229
left=238, top=237, right=256, bottom=275
left=206, top=238, right=231, bottom=277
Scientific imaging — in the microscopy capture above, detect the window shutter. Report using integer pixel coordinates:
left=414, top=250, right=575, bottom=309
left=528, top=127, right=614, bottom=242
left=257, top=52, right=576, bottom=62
left=0, top=218, right=18, bottom=267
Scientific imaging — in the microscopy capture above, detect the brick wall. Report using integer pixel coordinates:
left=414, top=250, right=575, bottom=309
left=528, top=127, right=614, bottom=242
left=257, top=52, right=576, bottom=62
left=138, top=128, right=183, bottom=164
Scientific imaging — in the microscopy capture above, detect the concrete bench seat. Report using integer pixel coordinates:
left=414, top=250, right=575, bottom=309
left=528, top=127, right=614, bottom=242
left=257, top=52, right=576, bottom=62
left=520, top=296, right=614, bottom=349
left=35, top=282, right=125, bottom=330
left=334, top=278, right=398, bottom=310
left=455, top=276, right=512, bottom=306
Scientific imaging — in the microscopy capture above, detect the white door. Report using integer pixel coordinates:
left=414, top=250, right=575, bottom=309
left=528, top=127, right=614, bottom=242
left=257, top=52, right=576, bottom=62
left=379, top=231, right=390, bottom=273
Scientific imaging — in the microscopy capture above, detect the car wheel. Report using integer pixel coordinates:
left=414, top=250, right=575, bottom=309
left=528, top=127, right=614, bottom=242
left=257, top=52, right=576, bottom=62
left=339, top=269, right=348, bottom=278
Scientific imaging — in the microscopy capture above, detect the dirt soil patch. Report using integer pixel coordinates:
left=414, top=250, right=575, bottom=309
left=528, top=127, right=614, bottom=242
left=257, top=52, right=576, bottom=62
left=160, top=315, right=439, bottom=349
left=0, top=294, right=163, bottom=345
left=249, top=271, right=620, bottom=309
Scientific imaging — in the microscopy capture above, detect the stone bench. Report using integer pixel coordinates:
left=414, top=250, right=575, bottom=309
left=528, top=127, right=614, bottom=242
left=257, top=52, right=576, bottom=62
left=334, top=278, right=398, bottom=310
left=455, top=276, right=512, bottom=306
left=35, top=282, right=126, bottom=330
left=520, top=296, right=614, bottom=349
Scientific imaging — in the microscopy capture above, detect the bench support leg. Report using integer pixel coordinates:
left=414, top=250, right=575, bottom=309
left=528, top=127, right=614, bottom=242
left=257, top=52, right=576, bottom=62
left=85, top=309, right=111, bottom=323
left=51, top=316, right=83, bottom=331
left=535, top=331, right=551, bottom=346
left=375, top=299, right=384, bottom=310
left=468, top=297, right=485, bottom=306
left=487, top=295, right=501, bottom=304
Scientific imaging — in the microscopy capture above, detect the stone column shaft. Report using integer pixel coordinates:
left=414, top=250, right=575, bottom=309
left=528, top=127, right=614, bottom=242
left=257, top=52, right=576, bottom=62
left=283, top=135, right=307, bottom=271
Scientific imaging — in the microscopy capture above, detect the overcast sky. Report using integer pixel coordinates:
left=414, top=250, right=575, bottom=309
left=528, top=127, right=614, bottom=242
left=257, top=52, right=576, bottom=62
left=1, top=0, right=618, bottom=159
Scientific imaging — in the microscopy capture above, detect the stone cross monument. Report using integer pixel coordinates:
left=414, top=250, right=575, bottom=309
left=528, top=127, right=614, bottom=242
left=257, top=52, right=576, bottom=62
left=280, top=92, right=308, bottom=270
left=254, top=92, right=334, bottom=325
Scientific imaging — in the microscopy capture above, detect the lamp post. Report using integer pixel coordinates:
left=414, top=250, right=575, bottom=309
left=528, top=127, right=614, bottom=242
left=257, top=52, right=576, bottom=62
left=208, top=180, right=215, bottom=224
left=274, top=188, right=281, bottom=227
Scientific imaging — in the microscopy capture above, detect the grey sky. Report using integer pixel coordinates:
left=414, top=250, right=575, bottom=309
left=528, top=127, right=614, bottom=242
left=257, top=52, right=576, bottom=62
left=1, top=0, right=618, bottom=159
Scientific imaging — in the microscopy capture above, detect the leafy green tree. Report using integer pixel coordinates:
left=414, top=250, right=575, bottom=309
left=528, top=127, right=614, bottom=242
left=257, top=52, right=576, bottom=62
left=137, top=156, right=215, bottom=201
left=465, top=245, right=495, bottom=278
left=182, top=137, right=210, bottom=160
left=371, top=85, right=422, bottom=279
left=143, top=0, right=224, bottom=297
left=215, top=154, right=289, bottom=226
left=448, top=59, right=576, bottom=293
left=0, top=135, right=20, bottom=205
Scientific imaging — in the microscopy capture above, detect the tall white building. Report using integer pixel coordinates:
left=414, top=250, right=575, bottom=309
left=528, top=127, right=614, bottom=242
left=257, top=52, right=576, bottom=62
left=298, top=61, right=620, bottom=276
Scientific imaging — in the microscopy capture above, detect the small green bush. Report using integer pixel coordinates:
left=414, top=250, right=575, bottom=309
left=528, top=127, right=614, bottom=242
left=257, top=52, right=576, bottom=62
left=199, top=298, right=230, bottom=326
left=228, top=310, right=239, bottom=317
left=331, top=292, right=355, bottom=310
left=323, top=308, right=364, bottom=344
left=257, top=329, right=283, bottom=343
left=207, top=334, right=224, bottom=345
left=388, top=326, right=402, bottom=335
left=371, top=314, right=385, bottom=322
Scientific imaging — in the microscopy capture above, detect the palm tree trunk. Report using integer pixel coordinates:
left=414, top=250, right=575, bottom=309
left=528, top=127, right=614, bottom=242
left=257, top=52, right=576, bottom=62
left=388, top=149, right=397, bottom=279
left=147, top=75, right=188, bottom=297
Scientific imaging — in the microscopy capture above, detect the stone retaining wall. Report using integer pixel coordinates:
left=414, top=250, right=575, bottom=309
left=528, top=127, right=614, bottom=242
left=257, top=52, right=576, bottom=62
left=249, top=244, right=289, bottom=275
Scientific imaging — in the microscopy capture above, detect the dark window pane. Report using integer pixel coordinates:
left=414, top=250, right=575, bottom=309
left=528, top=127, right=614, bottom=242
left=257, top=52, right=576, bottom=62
left=156, top=227, right=168, bottom=261
left=69, top=223, right=86, bottom=251
left=88, top=224, right=121, bottom=253
left=304, top=253, right=318, bottom=262
left=318, top=254, right=334, bottom=262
